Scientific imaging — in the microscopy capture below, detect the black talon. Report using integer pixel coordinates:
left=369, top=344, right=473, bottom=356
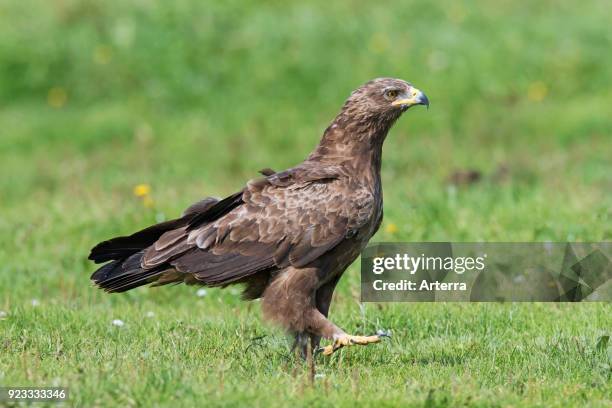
left=376, top=329, right=391, bottom=338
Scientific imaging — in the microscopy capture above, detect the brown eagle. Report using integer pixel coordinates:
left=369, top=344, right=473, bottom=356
left=89, top=78, right=429, bottom=356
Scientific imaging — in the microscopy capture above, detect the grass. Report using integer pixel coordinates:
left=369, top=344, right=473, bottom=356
left=0, top=0, right=611, bottom=406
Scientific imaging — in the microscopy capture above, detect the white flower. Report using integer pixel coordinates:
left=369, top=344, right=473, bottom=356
left=145, top=311, right=155, bottom=318
left=196, top=288, right=207, bottom=297
left=112, top=319, right=125, bottom=327
left=31, top=299, right=40, bottom=307
left=314, top=373, right=326, bottom=379
left=0, top=311, right=7, bottom=319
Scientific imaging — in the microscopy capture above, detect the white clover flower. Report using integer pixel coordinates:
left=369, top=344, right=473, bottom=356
left=112, top=319, right=125, bottom=327
left=145, top=311, right=155, bottom=318
left=0, top=311, right=7, bottom=319
left=31, top=299, right=40, bottom=307
left=196, top=288, right=207, bottom=297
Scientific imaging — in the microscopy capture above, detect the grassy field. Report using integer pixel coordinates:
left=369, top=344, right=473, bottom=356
left=1, top=0, right=611, bottom=406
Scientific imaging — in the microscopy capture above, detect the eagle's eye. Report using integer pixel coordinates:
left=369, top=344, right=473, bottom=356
left=384, top=89, right=399, bottom=100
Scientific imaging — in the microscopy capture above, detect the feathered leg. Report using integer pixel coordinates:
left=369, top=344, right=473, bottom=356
left=262, top=267, right=384, bottom=357
left=308, top=274, right=342, bottom=352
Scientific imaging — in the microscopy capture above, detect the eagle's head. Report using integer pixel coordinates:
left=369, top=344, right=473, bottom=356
left=313, top=77, right=429, bottom=159
left=342, top=77, right=429, bottom=122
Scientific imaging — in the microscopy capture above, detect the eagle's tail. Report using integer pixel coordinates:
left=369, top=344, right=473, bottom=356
left=88, top=197, right=221, bottom=264
left=90, top=252, right=166, bottom=293
left=88, top=218, right=188, bottom=264
left=88, top=218, right=184, bottom=292
left=88, top=197, right=225, bottom=292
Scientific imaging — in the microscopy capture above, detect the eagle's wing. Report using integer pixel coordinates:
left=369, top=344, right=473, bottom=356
left=141, top=164, right=374, bottom=286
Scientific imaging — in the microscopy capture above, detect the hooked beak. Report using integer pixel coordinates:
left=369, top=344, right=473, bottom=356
left=391, top=87, right=430, bottom=109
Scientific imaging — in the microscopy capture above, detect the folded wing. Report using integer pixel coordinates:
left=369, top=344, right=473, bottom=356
left=90, top=164, right=373, bottom=293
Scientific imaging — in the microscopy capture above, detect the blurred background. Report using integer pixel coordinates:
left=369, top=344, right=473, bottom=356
left=1, top=0, right=611, bottom=307
left=1, top=1, right=611, bottom=404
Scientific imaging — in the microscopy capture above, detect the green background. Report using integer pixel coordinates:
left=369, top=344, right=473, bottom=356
left=1, top=0, right=610, bottom=406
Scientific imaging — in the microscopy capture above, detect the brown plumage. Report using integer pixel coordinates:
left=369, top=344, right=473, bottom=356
left=89, top=78, right=429, bottom=356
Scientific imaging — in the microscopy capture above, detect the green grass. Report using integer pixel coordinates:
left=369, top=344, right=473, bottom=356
left=0, top=0, right=611, bottom=406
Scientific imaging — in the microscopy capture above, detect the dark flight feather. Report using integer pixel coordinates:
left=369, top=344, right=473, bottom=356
left=89, top=197, right=219, bottom=264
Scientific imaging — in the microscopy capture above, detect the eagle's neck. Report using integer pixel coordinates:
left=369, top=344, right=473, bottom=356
left=307, top=111, right=399, bottom=182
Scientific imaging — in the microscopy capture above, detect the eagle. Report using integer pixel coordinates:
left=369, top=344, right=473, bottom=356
left=89, top=78, right=429, bottom=356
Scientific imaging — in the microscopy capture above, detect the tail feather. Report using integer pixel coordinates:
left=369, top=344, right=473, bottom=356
left=99, top=269, right=164, bottom=293
left=89, top=195, right=226, bottom=293
left=88, top=218, right=187, bottom=264
left=90, top=259, right=123, bottom=282
left=90, top=252, right=166, bottom=292
left=89, top=197, right=221, bottom=264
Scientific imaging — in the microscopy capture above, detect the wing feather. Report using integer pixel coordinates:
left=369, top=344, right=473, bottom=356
left=139, top=163, right=373, bottom=286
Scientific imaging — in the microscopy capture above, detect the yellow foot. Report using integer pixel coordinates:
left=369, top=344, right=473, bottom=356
left=320, top=332, right=388, bottom=356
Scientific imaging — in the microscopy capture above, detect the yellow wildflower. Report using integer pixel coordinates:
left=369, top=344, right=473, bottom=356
left=133, top=184, right=151, bottom=197
left=527, top=81, right=548, bottom=102
left=385, top=223, right=398, bottom=234
left=47, top=87, right=67, bottom=108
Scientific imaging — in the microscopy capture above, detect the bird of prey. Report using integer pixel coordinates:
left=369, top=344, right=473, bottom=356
left=89, top=78, right=429, bottom=356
